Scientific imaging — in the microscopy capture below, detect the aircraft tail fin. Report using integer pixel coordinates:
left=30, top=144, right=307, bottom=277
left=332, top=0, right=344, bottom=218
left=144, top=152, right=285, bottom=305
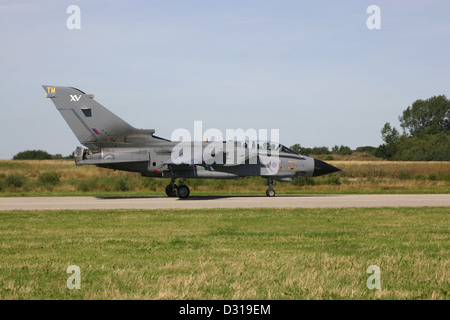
left=42, top=85, right=155, bottom=150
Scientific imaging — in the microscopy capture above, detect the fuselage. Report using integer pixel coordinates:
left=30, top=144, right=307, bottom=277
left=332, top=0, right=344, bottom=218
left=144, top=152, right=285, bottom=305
left=75, top=140, right=339, bottom=181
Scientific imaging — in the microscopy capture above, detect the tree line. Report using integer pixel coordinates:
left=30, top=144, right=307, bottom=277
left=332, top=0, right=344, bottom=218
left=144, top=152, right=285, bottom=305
left=291, top=95, right=449, bottom=161
left=376, top=95, right=449, bottom=160
left=13, top=150, right=72, bottom=160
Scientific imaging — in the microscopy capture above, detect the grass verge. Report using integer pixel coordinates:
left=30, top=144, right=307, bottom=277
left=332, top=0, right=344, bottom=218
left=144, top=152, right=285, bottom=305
left=0, top=207, right=448, bottom=299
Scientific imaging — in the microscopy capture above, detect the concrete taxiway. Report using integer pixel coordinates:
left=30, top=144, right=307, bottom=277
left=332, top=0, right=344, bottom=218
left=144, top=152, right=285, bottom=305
left=0, top=194, right=449, bottom=211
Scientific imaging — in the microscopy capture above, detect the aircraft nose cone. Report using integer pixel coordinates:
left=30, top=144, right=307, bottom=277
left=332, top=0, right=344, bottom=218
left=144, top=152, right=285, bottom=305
left=313, top=158, right=341, bottom=177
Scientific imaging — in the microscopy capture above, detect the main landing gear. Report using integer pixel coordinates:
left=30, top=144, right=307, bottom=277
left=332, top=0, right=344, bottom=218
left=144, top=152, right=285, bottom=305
left=166, top=177, right=276, bottom=198
left=266, top=178, right=276, bottom=197
left=165, top=178, right=190, bottom=199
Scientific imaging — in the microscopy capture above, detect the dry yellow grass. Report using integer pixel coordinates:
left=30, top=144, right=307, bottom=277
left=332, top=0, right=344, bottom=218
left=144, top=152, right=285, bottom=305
left=331, top=160, right=450, bottom=176
left=0, top=160, right=449, bottom=195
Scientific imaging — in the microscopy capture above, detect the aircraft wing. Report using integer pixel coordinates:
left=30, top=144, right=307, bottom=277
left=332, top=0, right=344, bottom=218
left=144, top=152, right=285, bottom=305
left=76, top=159, right=147, bottom=166
left=163, top=149, right=260, bottom=167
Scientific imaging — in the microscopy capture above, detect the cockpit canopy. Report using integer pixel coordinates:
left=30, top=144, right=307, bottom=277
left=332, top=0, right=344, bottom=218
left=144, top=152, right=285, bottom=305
left=230, top=141, right=299, bottom=154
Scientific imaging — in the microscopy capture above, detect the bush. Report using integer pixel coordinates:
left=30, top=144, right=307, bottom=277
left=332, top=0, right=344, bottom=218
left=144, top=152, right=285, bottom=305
left=398, top=171, right=412, bottom=180
left=76, top=181, right=89, bottom=192
left=38, top=172, right=60, bottom=186
left=355, top=146, right=377, bottom=154
left=332, top=145, right=353, bottom=155
left=5, top=174, right=27, bottom=188
left=294, top=178, right=316, bottom=186
left=116, top=178, right=130, bottom=192
left=413, top=174, right=426, bottom=180
left=13, top=150, right=52, bottom=160
left=311, top=146, right=331, bottom=155
left=325, top=175, right=341, bottom=185
left=436, top=172, right=450, bottom=181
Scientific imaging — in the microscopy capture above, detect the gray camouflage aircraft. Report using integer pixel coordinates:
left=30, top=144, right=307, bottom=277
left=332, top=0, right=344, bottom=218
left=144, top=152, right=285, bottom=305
left=43, top=85, right=341, bottom=198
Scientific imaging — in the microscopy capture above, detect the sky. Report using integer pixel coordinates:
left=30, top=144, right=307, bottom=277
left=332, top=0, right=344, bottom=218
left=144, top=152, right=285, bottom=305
left=1, top=0, right=449, bottom=159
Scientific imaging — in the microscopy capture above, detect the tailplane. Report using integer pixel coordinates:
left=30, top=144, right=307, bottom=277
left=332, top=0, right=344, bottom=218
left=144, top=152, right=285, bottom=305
left=42, top=85, right=156, bottom=150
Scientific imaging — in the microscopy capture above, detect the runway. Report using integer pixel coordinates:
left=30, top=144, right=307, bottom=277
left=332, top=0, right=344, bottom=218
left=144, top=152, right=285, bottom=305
left=0, top=194, right=449, bottom=211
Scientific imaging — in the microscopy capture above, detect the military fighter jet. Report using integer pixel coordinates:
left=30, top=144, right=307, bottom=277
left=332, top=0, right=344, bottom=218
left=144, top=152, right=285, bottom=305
left=43, top=85, right=341, bottom=198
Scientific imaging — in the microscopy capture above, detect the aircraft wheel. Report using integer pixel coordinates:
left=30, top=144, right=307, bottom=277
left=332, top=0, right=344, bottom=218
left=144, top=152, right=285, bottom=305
left=165, top=184, right=178, bottom=197
left=177, top=185, right=190, bottom=199
left=266, top=189, right=276, bottom=197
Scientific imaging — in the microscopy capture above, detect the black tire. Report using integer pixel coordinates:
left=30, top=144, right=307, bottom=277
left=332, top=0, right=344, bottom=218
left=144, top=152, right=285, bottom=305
left=165, top=184, right=178, bottom=197
left=177, top=185, right=190, bottom=199
left=266, top=189, right=275, bottom=197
